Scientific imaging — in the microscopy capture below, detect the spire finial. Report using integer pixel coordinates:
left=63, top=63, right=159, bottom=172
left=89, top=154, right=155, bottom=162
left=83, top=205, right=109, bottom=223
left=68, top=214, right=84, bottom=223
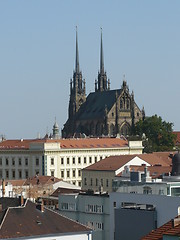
left=100, top=27, right=104, bottom=73
left=75, top=26, right=80, bottom=73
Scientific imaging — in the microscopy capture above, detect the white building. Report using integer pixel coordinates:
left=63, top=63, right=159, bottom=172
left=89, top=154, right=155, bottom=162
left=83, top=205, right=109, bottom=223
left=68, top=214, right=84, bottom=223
left=58, top=191, right=110, bottom=240
left=0, top=138, right=143, bottom=187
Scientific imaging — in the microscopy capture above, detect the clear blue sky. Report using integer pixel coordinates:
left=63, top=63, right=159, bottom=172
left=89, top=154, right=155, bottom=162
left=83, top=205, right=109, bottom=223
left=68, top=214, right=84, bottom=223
left=0, top=0, right=180, bottom=139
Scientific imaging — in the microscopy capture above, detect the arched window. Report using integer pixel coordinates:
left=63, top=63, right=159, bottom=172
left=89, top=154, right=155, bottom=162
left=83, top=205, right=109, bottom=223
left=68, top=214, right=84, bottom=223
left=127, top=99, right=130, bottom=109
left=120, top=124, right=130, bottom=136
left=110, top=124, right=115, bottom=136
left=120, top=99, right=123, bottom=109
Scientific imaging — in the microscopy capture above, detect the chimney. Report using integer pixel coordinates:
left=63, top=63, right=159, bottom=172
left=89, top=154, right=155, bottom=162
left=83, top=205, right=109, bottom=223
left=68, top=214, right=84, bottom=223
left=21, top=195, right=24, bottom=206
left=41, top=199, right=44, bottom=212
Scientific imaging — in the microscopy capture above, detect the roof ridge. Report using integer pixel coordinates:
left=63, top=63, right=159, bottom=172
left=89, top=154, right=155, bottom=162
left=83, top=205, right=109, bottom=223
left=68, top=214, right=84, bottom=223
left=0, top=198, right=28, bottom=229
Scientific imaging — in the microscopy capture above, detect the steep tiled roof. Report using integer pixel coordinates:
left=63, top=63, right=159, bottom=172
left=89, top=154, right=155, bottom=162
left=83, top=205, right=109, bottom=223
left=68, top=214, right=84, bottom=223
left=141, top=219, right=173, bottom=239
left=139, top=154, right=170, bottom=167
left=83, top=155, right=136, bottom=171
left=51, top=187, right=81, bottom=197
left=0, top=199, right=91, bottom=239
left=59, top=137, right=128, bottom=149
left=84, top=153, right=171, bottom=172
left=7, top=176, right=61, bottom=187
left=141, top=217, right=180, bottom=239
left=0, top=137, right=128, bottom=150
left=173, top=131, right=180, bottom=145
left=153, top=152, right=174, bottom=166
left=129, top=165, right=172, bottom=178
left=0, top=139, right=37, bottom=150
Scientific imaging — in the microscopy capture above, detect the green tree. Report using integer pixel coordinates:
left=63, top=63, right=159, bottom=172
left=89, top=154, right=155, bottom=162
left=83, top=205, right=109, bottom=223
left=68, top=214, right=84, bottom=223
left=133, top=115, right=176, bottom=152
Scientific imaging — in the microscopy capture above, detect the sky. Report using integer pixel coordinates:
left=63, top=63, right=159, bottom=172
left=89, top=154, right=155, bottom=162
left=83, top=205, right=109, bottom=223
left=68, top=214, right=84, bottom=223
left=0, top=0, right=180, bottom=139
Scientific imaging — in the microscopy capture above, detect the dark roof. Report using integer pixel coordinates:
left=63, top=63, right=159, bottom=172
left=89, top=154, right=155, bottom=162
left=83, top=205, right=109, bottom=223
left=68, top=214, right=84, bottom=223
left=77, top=89, right=121, bottom=120
left=51, top=187, right=81, bottom=197
left=0, top=199, right=91, bottom=239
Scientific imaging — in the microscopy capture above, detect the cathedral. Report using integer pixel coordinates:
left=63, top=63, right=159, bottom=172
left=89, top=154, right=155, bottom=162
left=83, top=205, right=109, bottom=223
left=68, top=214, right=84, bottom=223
left=62, top=30, right=145, bottom=138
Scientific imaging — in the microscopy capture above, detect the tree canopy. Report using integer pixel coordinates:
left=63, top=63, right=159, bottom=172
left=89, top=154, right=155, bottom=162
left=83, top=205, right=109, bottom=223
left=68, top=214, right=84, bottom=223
left=133, top=115, right=176, bottom=152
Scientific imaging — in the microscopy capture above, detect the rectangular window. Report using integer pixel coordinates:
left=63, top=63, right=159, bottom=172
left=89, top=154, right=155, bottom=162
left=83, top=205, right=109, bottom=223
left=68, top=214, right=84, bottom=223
left=67, top=158, right=69, bottom=165
left=0, top=170, right=2, bottom=178
left=6, top=170, right=9, bottom=179
left=25, top=158, right=28, bottom=166
left=51, top=158, right=54, bottom=165
left=61, top=158, right=64, bottom=164
left=73, top=157, right=75, bottom=164
left=67, top=170, right=70, bottom=178
left=51, top=171, right=54, bottom=177
left=78, top=169, right=81, bottom=177
left=96, top=178, right=98, bottom=186
left=101, top=179, right=103, bottom=186
left=12, top=170, right=15, bottom=178
left=90, top=178, right=93, bottom=186
left=100, top=156, right=103, bottom=160
left=95, top=157, right=97, bottom=163
left=19, top=158, right=21, bottom=166
left=36, top=158, right=39, bottom=166
left=61, top=170, right=64, bottom=178
left=84, top=178, right=87, bottom=186
left=106, top=179, right=109, bottom=187
left=78, top=181, right=81, bottom=187
left=78, top=157, right=81, bottom=164
left=25, top=170, right=28, bottom=178
left=19, top=170, right=22, bottom=179
left=6, top=158, right=9, bottom=166
left=0, top=158, right=2, bottom=165
left=84, top=157, right=86, bottom=164
left=73, top=170, right=76, bottom=177
left=12, top=158, right=15, bottom=166
left=89, top=157, right=92, bottom=164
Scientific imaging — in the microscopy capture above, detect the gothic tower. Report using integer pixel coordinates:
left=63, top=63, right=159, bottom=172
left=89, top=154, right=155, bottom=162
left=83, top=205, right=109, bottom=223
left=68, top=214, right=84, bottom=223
left=95, top=29, right=110, bottom=92
left=68, top=27, right=86, bottom=134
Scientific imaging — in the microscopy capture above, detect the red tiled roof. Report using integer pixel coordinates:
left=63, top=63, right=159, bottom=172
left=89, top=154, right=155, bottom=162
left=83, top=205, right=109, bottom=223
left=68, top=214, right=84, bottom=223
left=0, top=199, right=91, bottom=239
left=83, top=155, right=136, bottom=171
left=83, top=153, right=171, bottom=172
left=0, top=137, right=128, bottom=150
left=7, top=176, right=61, bottom=187
left=129, top=165, right=172, bottom=178
left=141, top=219, right=173, bottom=240
left=141, top=216, right=180, bottom=239
left=173, top=131, right=180, bottom=145
left=153, top=152, right=174, bottom=166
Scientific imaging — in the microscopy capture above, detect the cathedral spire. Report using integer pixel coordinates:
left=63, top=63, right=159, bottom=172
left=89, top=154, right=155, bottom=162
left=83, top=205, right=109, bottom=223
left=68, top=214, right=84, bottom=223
left=95, top=28, right=108, bottom=92
left=75, top=26, right=80, bottom=73
left=100, top=28, right=104, bottom=74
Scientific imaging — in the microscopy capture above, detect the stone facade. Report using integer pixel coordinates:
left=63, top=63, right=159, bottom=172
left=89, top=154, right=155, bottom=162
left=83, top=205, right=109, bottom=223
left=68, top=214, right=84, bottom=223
left=62, top=30, right=144, bottom=138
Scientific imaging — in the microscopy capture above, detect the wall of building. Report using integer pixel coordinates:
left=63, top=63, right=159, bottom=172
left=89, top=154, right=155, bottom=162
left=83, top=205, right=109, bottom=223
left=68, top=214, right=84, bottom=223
left=110, top=192, right=180, bottom=240
left=58, top=193, right=110, bottom=240
left=115, top=208, right=157, bottom=240
left=0, top=140, right=143, bottom=187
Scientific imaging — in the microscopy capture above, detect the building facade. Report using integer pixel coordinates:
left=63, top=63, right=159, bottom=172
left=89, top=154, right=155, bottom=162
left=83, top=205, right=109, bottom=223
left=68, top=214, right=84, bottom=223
left=62, top=30, right=145, bottom=138
left=58, top=192, right=110, bottom=240
left=0, top=138, right=143, bottom=186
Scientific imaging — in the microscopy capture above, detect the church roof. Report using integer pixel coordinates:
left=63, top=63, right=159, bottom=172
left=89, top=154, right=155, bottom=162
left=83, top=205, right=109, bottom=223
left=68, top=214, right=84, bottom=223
left=77, top=89, right=122, bottom=120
